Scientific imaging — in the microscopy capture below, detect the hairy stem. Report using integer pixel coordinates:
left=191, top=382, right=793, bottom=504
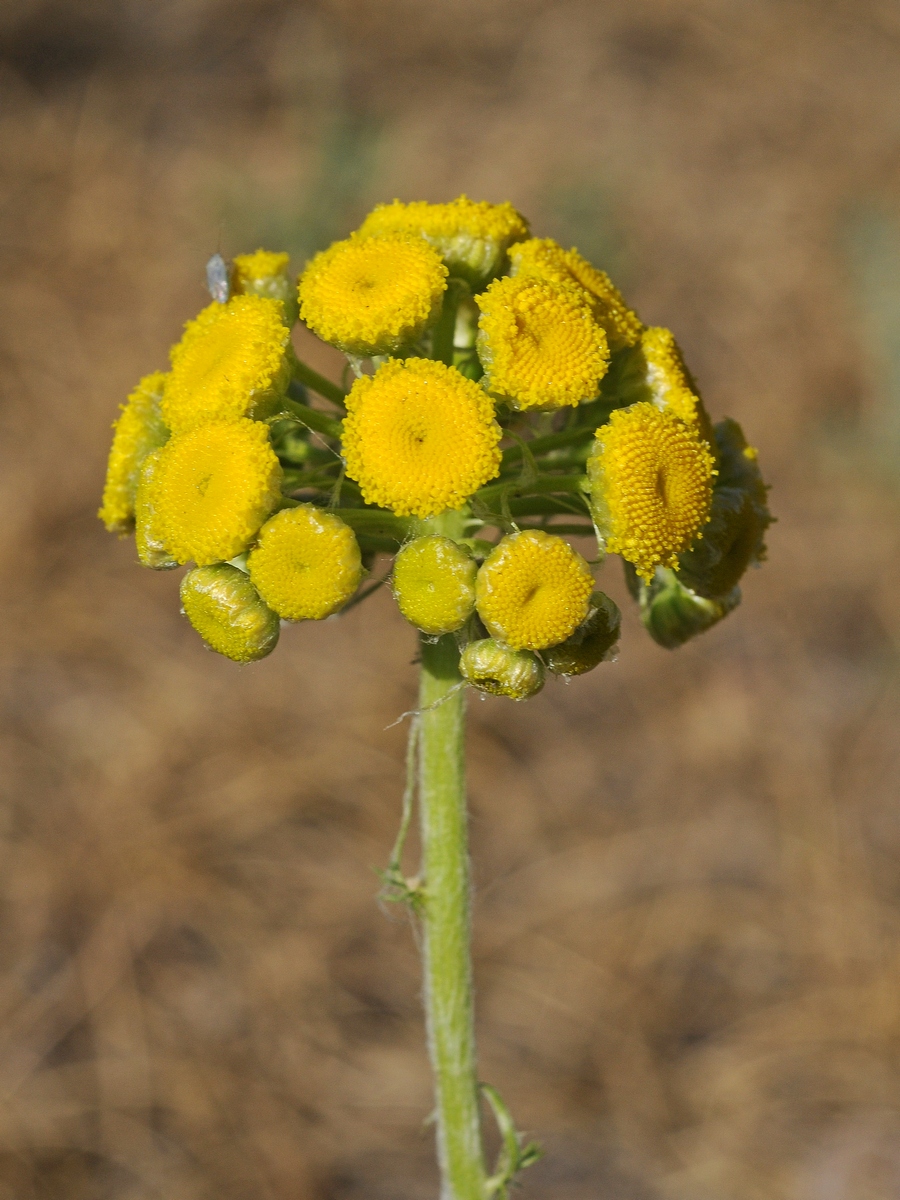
left=418, top=632, right=486, bottom=1200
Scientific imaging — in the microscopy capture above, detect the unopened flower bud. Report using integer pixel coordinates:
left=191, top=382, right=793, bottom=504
left=181, top=563, right=279, bottom=662
left=544, top=592, right=620, bottom=676
left=460, top=638, right=545, bottom=700
left=134, top=449, right=177, bottom=570
left=631, top=565, right=740, bottom=649
left=231, top=249, right=297, bottom=324
left=392, top=535, right=476, bottom=635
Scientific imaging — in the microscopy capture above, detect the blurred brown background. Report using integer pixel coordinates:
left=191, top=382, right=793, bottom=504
left=3, top=1, right=900, bottom=1196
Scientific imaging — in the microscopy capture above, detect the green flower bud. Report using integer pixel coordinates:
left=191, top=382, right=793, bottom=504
left=544, top=592, right=621, bottom=676
left=134, top=449, right=177, bottom=570
left=180, top=563, right=280, bottom=663
left=459, top=638, right=545, bottom=700
left=393, top=535, right=477, bottom=635
left=627, top=564, right=740, bottom=650
left=677, top=418, right=773, bottom=600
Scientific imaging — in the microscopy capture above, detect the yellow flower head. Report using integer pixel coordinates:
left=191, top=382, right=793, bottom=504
left=341, top=358, right=502, bottom=518
left=392, top=535, right=477, bottom=635
left=181, top=563, right=280, bottom=663
left=163, top=296, right=291, bottom=433
left=247, top=505, right=362, bottom=621
left=151, top=419, right=282, bottom=566
left=475, top=530, right=594, bottom=651
left=509, top=238, right=643, bottom=352
left=98, top=371, right=169, bottom=533
left=232, top=248, right=296, bottom=321
left=232, top=249, right=290, bottom=294
left=358, top=196, right=529, bottom=288
left=588, top=402, right=716, bottom=583
left=476, top=274, right=609, bottom=410
left=639, top=326, right=707, bottom=428
left=134, top=449, right=178, bottom=570
left=298, top=233, right=447, bottom=356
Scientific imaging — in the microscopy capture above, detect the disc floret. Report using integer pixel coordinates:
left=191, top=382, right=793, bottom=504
left=164, top=295, right=291, bottom=432
left=341, top=358, right=502, bottom=518
left=588, top=402, right=716, bottom=583
left=476, top=274, right=609, bottom=410
left=475, top=531, right=594, bottom=651
left=150, top=418, right=282, bottom=566
left=298, top=233, right=448, bottom=356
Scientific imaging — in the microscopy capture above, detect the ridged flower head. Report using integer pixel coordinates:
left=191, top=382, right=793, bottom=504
left=588, top=402, right=716, bottom=583
left=247, top=505, right=362, bottom=621
left=509, top=238, right=643, bottom=352
left=99, top=371, right=170, bottom=533
left=392, top=535, right=477, bottom=635
left=358, top=196, right=529, bottom=288
left=181, top=563, right=280, bottom=663
left=298, top=233, right=447, bottom=356
left=151, top=418, right=282, bottom=566
left=232, top=248, right=296, bottom=322
left=341, top=358, right=502, bottom=518
left=163, top=296, right=291, bottom=433
left=475, top=530, right=594, bottom=651
left=476, top=274, right=609, bottom=410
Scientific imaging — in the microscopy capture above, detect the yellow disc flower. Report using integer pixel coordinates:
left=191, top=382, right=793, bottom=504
left=298, top=233, right=447, bottom=356
left=509, top=238, right=643, bottom=352
left=134, top=449, right=178, bottom=570
left=476, top=274, right=609, bottom=410
left=181, top=564, right=280, bottom=663
left=232, top=248, right=296, bottom=323
left=341, top=358, right=502, bottom=518
left=151, top=418, right=283, bottom=566
left=588, top=402, right=716, bottom=583
left=358, top=196, right=529, bottom=287
left=163, top=295, right=291, bottom=433
left=247, top=505, right=362, bottom=621
left=98, top=371, right=169, bottom=533
left=475, top=530, right=594, bottom=651
left=392, top=535, right=477, bottom=635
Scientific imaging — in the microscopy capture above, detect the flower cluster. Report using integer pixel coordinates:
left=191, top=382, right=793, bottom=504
left=100, top=200, right=771, bottom=684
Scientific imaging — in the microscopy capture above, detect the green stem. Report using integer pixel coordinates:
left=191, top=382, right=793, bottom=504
left=282, top=396, right=344, bottom=440
left=418, top=633, right=486, bottom=1200
left=432, top=281, right=465, bottom=367
left=290, top=355, right=348, bottom=408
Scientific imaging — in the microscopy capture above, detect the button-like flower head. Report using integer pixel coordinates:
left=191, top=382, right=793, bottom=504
left=298, top=233, right=447, bottom=356
left=476, top=275, right=609, bottom=411
left=341, top=358, right=502, bottom=518
left=232, top=249, right=297, bottom=323
left=247, top=505, right=362, bottom=621
left=358, top=196, right=529, bottom=288
left=180, top=564, right=280, bottom=662
left=151, top=419, right=282, bottom=566
left=475, top=530, right=594, bottom=651
left=588, top=403, right=715, bottom=583
left=392, top=535, right=477, bottom=635
left=98, top=372, right=170, bottom=533
left=508, top=238, right=643, bottom=352
left=163, top=296, right=291, bottom=433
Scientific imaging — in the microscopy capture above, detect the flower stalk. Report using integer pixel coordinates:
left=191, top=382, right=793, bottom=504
left=418, top=631, right=486, bottom=1200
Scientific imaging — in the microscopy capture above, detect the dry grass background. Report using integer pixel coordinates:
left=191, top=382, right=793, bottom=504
left=2, top=1, right=900, bottom=1196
